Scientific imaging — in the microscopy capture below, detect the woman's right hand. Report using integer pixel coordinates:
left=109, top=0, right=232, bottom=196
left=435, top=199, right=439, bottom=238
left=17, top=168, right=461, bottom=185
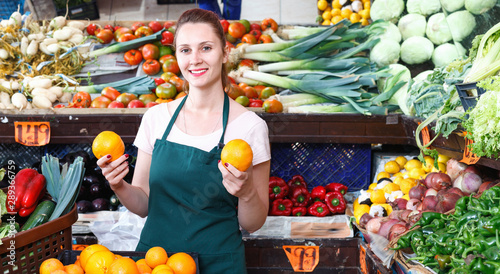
left=97, top=154, right=130, bottom=191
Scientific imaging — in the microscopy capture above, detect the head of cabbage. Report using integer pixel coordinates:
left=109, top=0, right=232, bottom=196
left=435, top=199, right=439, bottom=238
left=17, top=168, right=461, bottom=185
left=369, top=39, right=401, bottom=67
left=398, top=14, right=426, bottom=40
left=406, top=0, right=441, bottom=16
left=370, top=0, right=405, bottom=23
left=426, top=13, right=452, bottom=45
left=400, top=36, right=434, bottom=65
left=447, top=10, right=476, bottom=42
left=465, top=0, right=496, bottom=15
left=432, top=43, right=466, bottom=68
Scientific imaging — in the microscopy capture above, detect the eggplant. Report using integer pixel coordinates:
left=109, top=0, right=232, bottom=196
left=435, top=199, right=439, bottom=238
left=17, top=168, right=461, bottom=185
left=89, top=183, right=106, bottom=199
left=63, top=150, right=91, bottom=168
left=77, top=185, right=90, bottom=201
left=77, top=200, right=93, bottom=213
left=83, top=173, right=103, bottom=187
left=92, top=198, right=110, bottom=211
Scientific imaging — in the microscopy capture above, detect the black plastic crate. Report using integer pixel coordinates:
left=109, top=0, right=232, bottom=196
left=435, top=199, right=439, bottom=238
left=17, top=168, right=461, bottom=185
left=157, top=0, right=196, bottom=4
left=54, top=0, right=99, bottom=20
left=455, top=82, right=487, bottom=112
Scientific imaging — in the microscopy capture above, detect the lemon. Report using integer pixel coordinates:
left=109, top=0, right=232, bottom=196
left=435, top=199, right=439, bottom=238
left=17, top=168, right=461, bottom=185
left=400, top=178, right=417, bottom=194
left=322, top=19, right=332, bottom=25
left=422, top=157, right=435, bottom=173
left=366, top=189, right=373, bottom=194
left=382, top=183, right=401, bottom=194
left=368, top=182, right=378, bottom=190
left=431, top=162, right=447, bottom=173
left=438, top=154, right=451, bottom=164
left=353, top=198, right=360, bottom=211
left=364, top=2, right=370, bottom=9
left=384, top=160, right=400, bottom=174
left=360, top=18, right=370, bottom=26
left=395, top=156, right=408, bottom=169
left=341, top=8, right=353, bottom=19
left=317, top=0, right=329, bottom=11
left=358, top=9, right=370, bottom=19
left=332, top=0, right=342, bottom=9
left=331, top=15, right=344, bottom=24
left=370, top=189, right=386, bottom=204
left=322, top=10, right=333, bottom=21
left=393, top=176, right=404, bottom=186
left=354, top=204, right=370, bottom=219
left=392, top=172, right=403, bottom=178
left=404, top=159, right=422, bottom=171
left=409, top=168, right=426, bottom=180
left=376, top=171, right=391, bottom=181
left=350, top=13, right=361, bottom=23
left=331, top=8, right=341, bottom=17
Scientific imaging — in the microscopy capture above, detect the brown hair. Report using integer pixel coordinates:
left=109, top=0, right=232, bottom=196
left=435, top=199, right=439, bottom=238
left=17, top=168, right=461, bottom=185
left=173, top=8, right=230, bottom=93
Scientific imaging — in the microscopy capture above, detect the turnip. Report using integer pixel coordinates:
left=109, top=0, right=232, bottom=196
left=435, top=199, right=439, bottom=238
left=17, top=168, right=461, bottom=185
left=406, top=198, right=421, bottom=210
left=422, top=195, right=438, bottom=211
left=409, top=184, right=427, bottom=201
left=454, top=172, right=482, bottom=194
left=464, top=165, right=482, bottom=177
left=446, top=158, right=467, bottom=181
left=424, top=172, right=452, bottom=191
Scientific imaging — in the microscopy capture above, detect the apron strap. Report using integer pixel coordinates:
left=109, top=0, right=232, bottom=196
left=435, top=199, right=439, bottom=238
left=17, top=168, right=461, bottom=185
left=161, top=94, right=188, bottom=141
left=217, top=93, right=230, bottom=149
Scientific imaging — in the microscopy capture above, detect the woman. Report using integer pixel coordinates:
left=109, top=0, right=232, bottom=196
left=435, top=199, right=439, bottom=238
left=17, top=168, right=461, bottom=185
left=97, top=8, right=271, bottom=273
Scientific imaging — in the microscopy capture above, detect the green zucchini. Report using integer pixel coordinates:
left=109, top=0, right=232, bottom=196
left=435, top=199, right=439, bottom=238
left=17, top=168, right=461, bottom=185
left=21, top=200, right=56, bottom=231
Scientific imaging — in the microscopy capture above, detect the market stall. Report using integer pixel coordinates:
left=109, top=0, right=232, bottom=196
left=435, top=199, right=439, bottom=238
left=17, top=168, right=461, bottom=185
left=2, top=0, right=500, bottom=273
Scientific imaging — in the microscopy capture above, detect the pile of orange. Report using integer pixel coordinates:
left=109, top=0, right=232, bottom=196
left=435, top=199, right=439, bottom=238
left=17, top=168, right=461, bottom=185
left=39, top=244, right=196, bottom=274
left=221, top=139, right=254, bottom=172
left=92, top=131, right=125, bottom=162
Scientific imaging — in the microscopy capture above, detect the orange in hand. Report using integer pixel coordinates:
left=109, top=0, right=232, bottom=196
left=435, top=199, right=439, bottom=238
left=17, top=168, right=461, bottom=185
left=221, top=139, right=253, bottom=171
left=92, top=131, right=125, bottom=161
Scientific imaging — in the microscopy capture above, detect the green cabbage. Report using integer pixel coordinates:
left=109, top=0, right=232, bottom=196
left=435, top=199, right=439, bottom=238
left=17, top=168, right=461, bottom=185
left=369, top=39, right=401, bottom=67
left=465, top=0, right=496, bottom=15
left=426, top=13, right=452, bottom=45
left=377, top=22, right=402, bottom=43
left=400, top=36, right=434, bottom=65
left=446, top=10, right=476, bottom=42
left=370, top=0, right=405, bottom=23
left=440, top=0, right=464, bottom=12
left=398, top=14, right=426, bottom=40
left=406, top=0, right=441, bottom=16
left=432, top=43, right=466, bottom=68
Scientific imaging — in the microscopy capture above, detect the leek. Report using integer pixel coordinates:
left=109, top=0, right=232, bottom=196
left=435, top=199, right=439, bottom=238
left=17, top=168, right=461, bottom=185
left=74, top=75, right=155, bottom=94
left=276, top=92, right=330, bottom=108
left=41, top=154, right=85, bottom=221
left=258, top=57, right=370, bottom=72
left=87, top=30, right=165, bottom=58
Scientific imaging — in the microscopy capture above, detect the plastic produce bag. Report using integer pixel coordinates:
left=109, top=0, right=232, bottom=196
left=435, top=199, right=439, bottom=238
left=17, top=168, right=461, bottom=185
left=89, top=207, right=147, bottom=251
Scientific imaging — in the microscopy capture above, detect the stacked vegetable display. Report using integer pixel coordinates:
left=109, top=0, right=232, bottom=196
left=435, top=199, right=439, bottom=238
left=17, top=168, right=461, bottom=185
left=268, top=175, right=347, bottom=217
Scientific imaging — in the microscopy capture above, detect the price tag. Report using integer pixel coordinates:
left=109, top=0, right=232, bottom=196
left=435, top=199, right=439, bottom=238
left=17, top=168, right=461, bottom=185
left=460, top=132, right=480, bottom=165
left=359, top=244, right=367, bottom=274
left=418, top=122, right=431, bottom=146
left=14, top=121, right=51, bottom=146
left=283, top=245, right=319, bottom=272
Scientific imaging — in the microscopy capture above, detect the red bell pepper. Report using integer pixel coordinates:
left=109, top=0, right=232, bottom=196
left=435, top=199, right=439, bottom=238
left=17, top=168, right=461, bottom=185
left=307, top=201, right=330, bottom=217
left=6, top=168, right=46, bottom=217
left=270, top=199, right=293, bottom=216
left=290, top=186, right=311, bottom=207
left=287, top=174, right=307, bottom=190
left=325, top=182, right=348, bottom=195
left=292, top=206, right=307, bottom=216
left=325, top=191, right=346, bottom=214
left=311, top=186, right=326, bottom=202
left=269, top=176, right=289, bottom=200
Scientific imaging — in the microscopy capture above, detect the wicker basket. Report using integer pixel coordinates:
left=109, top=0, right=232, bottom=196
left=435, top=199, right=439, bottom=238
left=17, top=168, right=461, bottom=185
left=0, top=205, right=78, bottom=273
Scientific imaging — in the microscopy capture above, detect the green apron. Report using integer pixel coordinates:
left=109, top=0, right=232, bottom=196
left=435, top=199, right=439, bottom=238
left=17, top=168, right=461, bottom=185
left=136, top=93, right=247, bottom=274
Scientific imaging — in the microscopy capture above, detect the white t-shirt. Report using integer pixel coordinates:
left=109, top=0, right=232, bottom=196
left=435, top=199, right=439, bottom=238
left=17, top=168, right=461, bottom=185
left=134, top=103, right=271, bottom=166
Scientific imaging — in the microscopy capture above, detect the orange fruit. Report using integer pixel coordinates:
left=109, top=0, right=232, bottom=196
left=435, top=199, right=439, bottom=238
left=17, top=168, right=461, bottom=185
left=80, top=244, right=110, bottom=270
left=152, top=265, right=174, bottom=274
left=221, top=139, right=253, bottom=171
left=64, top=264, right=84, bottom=274
left=39, top=258, right=65, bottom=274
left=166, top=252, right=197, bottom=274
left=263, top=99, right=283, bottom=113
left=51, top=271, right=68, bottom=274
left=84, top=250, right=116, bottom=274
left=137, top=259, right=153, bottom=274
left=108, top=257, right=141, bottom=274
left=92, top=131, right=125, bottom=161
left=145, top=246, right=169, bottom=269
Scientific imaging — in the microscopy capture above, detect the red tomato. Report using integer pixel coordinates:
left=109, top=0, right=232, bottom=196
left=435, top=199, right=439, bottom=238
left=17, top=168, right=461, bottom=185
left=248, top=98, right=263, bottom=108
left=160, top=71, right=175, bottom=81
left=148, top=21, right=163, bottom=33
left=263, top=99, right=283, bottom=113
left=143, top=59, right=161, bottom=75
left=154, top=77, right=166, bottom=86
left=159, top=54, right=176, bottom=65
left=124, top=49, right=143, bottom=66
left=115, top=93, right=137, bottom=107
left=168, top=75, right=184, bottom=92
left=250, top=23, right=262, bottom=31
left=139, top=93, right=158, bottom=105
left=162, top=58, right=180, bottom=75
left=113, top=25, right=122, bottom=32
left=155, top=82, right=177, bottom=99
left=241, top=33, right=257, bottom=44
left=131, top=22, right=145, bottom=32
left=258, top=34, right=273, bottom=44
left=114, top=27, right=133, bottom=40
left=163, top=21, right=175, bottom=30
left=228, top=76, right=236, bottom=85
left=103, top=24, right=114, bottom=32
left=71, top=91, right=92, bottom=108
left=90, top=96, right=112, bottom=108
left=86, top=23, right=98, bottom=35
left=228, top=22, right=246, bottom=39
left=95, top=28, right=114, bottom=44
left=220, top=19, right=230, bottom=33
left=249, top=29, right=261, bottom=40
left=127, top=99, right=145, bottom=108
left=226, top=32, right=237, bottom=44
left=141, top=44, right=160, bottom=60
left=117, top=33, right=137, bottom=42
left=101, top=87, right=121, bottom=101
left=108, top=101, right=125, bottom=108
left=226, top=41, right=235, bottom=50
left=135, top=26, right=154, bottom=38
left=261, top=18, right=278, bottom=33
left=238, top=59, right=255, bottom=68
left=160, top=31, right=174, bottom=46
left=54, top=104, right=65, bottom=108
left=146, top=101, right=159, bottom=108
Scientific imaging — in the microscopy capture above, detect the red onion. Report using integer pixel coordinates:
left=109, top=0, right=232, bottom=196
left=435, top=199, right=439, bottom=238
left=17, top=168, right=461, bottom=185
left=359, top=213, right=373, bottom=229
left=406, top=199, right=421, bottom=210
left=409, top=184, right=427, bottom=201
left=454, top=172, right=482, bottom=194
left=435, top=193, right=461, bottom=213
left=446, top=158, right=468, bottom=181
left=425, top=188, right=438, bottom=196
left=479, top=181, right=497, bottom=193
left=388, top=223, right=408, bottom=241
left=366, top=217, right=384, bottom=234
left=464, top=165, right=482, bottom=177
left=377, top=219, right=400, bottom=239
left=422, top=195, right=438, bottom=211
left=446, top=187, right=465, bottom=197
left=390, top=198, right=408, bottom=210
left=424, top=172, right=452, bottom=191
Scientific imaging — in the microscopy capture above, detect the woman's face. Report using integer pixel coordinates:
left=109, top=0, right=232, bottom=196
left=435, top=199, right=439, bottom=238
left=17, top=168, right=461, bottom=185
left=175, top=22, right=227, bottom=90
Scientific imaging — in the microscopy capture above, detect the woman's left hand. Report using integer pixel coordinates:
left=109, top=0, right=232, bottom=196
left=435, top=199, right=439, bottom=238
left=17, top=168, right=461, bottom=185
left=218, top=161, right=254, bottom=199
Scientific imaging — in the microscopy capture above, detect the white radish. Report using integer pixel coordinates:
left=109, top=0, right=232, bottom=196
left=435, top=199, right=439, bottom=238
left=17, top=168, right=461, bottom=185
left=0, top=49, right=8, bottom=60
left=42, top=37, right=58, bottom=46
left=8, top=11, right=22, bottom=27
left=0, top=20, right=9, bottom=28
left=0, top=103, right=5, bottom=109
left=2, top=80, right=20, bottom=91
left=28, top=77, right=52, bottom=89
left=67, top=21, right=86, bottom=31
left=28, top=33, right=45, bottom=41
left=20, top=36, right=29, bottom=55
left=49, top=86, right=63, bottom=98
left=31, top=87, right=57, bottom=103
left=26, top=40, right=39, bottom=56
left=58, top=91, right=72, bottom=103
left=0, top=91, right=12, bottom=105
left=64, top=26, right=83, bottom=36
left=68, top=34, right=84, bottom=45
left=47, top=43, right=59, bottom=54
left=32, top=95, right=52, bottom=109
left=50, top=16, right=66, bottom=30
left=53, top=28, right=73, bottom=41
left=11, top=93, right=28, bottom=109
left=39, top=43, right=52, bottom=55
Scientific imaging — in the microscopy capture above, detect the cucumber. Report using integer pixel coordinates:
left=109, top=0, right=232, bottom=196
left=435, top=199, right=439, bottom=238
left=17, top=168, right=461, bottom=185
left=109, top=194, right=120, bottom=207
left=21, top=200, right=56, bottom=231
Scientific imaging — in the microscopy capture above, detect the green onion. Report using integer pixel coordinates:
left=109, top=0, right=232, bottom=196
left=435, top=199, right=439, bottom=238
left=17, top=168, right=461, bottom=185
left=257, top=57, right=370, bottom=72
left=41, top=154, right=85, bottom=221
left=87, top=30, right=165, bottom=58
left=73, top=75, right=155, bottom=94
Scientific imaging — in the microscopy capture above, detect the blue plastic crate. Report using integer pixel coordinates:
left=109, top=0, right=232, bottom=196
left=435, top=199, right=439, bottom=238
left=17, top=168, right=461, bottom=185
left=0, top=0, right=24, bottom=19
left=270, top=143, right=371, bottom=192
